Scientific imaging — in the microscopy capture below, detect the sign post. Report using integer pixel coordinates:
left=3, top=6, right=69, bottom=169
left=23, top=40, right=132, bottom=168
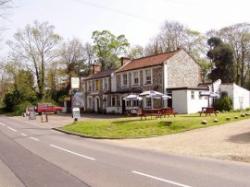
left=72, top=107, right=80, bottom=122
left=71, top=77, right=81, bottom=122
left=28, top=106, right=36, bottom=120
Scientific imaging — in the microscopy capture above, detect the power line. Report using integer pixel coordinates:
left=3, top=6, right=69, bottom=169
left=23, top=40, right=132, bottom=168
left=73, top=0, right=161, bottom=25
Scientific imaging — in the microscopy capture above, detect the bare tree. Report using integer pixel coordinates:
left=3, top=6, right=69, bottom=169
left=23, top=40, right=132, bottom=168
left=218, top=23, right=250, bottom=86
left=7, top=21, right=62, bottom=99
left=128, top=45, right=144, bottom=59
left=83, top=42, right=95, bottom=73
left=60, top=38, right=86, bottom=75
left=145, top=21, right=206, bottom=59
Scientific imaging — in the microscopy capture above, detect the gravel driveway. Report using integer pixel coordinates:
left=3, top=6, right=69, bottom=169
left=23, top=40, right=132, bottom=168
left=106, top=119, right=250, bottom=162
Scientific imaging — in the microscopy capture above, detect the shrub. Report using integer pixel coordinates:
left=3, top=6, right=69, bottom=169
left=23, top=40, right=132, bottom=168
left=12, top=101, right=33, bottom=116
left=3, top=90, right=22, bottom=112
left=214, top=95, right=232, bottom=111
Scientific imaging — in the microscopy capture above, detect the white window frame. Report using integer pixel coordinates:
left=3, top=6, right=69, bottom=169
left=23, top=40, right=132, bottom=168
left=191, top=91, right=195, bottom=99
left=121, top=73, right=128, bottom=87
left=132, top=71, right=140, bottom=86
left=87, top=96, right=92, bottom=109
left=143, top=68, right=152, bottom=85
left=103, top=77, right=109, bottom=91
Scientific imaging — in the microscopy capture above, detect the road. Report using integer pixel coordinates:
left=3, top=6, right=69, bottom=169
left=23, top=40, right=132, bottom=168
left=0, top=116, right=250, bottom=187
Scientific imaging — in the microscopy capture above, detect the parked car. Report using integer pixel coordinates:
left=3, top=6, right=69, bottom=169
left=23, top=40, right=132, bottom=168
left=36, top=103, right=64, bottom=115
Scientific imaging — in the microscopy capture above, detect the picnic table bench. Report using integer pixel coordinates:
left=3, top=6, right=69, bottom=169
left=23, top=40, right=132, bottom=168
left=199, top=107, right=218, bottom=116
left=161, top=108, right=176, bottom=117
left=138, top=108, right=176, bottom=119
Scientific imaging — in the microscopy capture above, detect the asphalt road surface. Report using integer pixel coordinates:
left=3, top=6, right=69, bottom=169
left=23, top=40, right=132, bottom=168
left=0, top=116, right=250, bottom=187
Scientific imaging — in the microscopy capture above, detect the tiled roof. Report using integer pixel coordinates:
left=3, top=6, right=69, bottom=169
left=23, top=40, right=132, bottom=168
left=116, top=50, right=180, bottom=73
left=84, top=69, right=115, bottom=80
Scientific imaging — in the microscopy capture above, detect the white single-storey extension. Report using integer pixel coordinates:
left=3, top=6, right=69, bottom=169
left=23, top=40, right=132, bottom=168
left=168, top=87, right=209, bottom=114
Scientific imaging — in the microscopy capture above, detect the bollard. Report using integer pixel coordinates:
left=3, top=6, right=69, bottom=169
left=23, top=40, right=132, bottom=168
left=41, top=112, right=48, bottom=123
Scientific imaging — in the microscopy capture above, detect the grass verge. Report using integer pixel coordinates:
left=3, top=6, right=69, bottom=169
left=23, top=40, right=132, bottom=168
left=61, top=112, right=250, bottom=139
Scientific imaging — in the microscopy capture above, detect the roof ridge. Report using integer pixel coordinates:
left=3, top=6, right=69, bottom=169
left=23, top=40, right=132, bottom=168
left=131, top=48, right=180, bottom=61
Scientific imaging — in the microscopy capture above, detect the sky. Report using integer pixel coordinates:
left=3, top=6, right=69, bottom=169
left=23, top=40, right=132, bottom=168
left=1, top=0, right=250, bottom=54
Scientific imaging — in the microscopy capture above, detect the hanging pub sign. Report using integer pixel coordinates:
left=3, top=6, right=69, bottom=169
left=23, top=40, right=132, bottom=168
left=71, top=77, right=80, bottom=89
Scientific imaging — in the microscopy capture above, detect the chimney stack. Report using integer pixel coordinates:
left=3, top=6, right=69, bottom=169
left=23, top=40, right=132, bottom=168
left=120, top=57, right=131, bottom=66
left=90, top=64, right=101, bottom=75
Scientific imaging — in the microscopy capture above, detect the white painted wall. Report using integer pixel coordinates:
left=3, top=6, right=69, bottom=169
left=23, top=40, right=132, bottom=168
left=220, top=84, right=250, bottom=110
left=163, top=63, right=168, bottom=94
left=172, top=89, right=208, bottom=114
left=187, top=90, right=208, bottom=114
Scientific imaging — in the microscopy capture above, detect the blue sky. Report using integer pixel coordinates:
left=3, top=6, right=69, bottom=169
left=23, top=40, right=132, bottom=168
left=1, top=0, right=250, bottom=53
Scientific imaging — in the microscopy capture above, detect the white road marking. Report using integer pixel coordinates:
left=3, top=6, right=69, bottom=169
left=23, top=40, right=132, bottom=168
left=0, top=122, right=6, bottom=126
left=132, top=171, right=192, bottom=187
left=50, top=144, right=96, bottom=161
left=29, top=137, right=39, bottom=142
left=21, top=133, right=27, bottom=137
left=7, top=127, right=17, bottom=132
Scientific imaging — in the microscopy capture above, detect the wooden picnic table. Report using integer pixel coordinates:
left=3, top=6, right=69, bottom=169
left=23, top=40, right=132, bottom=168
left=199, top=107, right=218, bottom=116
left=138, top=108, right=176, bottom=119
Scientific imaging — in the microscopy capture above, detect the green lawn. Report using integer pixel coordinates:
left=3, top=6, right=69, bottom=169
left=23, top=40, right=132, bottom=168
left=61, top=112, right=250, bottom=139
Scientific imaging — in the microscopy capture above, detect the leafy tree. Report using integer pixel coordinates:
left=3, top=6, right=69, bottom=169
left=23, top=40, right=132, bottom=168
left=7, top=21, right=62, bottom=99
left=197, top=58, right=212, bottom=83
left=14, top=69, right=36, bottom=102
left=207, top=37, right=235, bottom=83
left=3, top=90, right=21, bottom=111
left=3, top=69, right=37, bottom=111
left=92, top=30, right=129, bottom=70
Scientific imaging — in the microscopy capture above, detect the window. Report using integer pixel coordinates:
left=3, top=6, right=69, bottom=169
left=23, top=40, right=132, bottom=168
left=199, top=91, right=202, bottom=99
left=103, top=78, right=109, bottom=91
left=191, top=91, right=195, bottom=99
left=132, top=71, right=139, bottom=85
left=88, top=97, right=92, bottom=109
left=126, top=100, right=131, bottom=107
left=133, top=100, right=138, bottom=107
left=111, top=96, right=116, bottom=107
left=95, top=80, right=100, bottom=91
left=122, top=73, right=128, bottom=86
left=88, top=81, right=92, bottom=91
left=117, top=97, right=121, bottom=107
left=145, top=98, right=152, bottom=108
left=144, top=69, right=152, bottom=85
